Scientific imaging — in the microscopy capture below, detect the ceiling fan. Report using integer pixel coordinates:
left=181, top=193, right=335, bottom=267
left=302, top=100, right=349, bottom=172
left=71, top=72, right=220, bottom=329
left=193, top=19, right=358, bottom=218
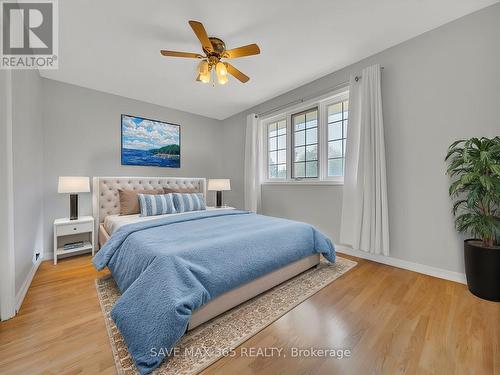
left=160, top=20, right=260, bottom=85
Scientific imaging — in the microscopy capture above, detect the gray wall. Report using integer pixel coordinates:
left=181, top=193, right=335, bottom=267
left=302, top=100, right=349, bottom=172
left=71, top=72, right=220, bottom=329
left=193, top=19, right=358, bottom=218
left=221, top=4, right=500, bottom=274
left=41, top=79, right=224, bottom=258
left=261, top=185, right=344, bottom=242
left=11, top=70, right=44, bottom=294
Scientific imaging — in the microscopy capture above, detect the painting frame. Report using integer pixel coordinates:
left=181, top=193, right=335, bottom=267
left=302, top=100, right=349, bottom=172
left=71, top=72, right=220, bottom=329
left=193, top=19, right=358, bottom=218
left=120, top=114, right=181, bottom=168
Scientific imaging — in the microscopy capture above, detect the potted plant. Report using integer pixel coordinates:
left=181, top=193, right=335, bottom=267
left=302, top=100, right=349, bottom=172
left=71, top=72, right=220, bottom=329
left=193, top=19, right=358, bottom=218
left=446, top=137, right=500, bottom=301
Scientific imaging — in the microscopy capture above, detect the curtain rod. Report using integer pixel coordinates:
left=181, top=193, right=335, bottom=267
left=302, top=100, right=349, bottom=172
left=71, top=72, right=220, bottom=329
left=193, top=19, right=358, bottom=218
left=354, top=66, right=384, bottom=82
left=256, top=66, right=384, bottom=118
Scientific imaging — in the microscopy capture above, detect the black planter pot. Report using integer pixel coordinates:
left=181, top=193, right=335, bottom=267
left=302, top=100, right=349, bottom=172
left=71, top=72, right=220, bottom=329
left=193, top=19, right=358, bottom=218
left=464, top=239, right=500, bottom=302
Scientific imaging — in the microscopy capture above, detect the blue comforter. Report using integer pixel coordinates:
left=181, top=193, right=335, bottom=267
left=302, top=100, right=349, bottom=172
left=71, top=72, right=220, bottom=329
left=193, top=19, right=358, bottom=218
left=93, top=209, right=335, bottom=374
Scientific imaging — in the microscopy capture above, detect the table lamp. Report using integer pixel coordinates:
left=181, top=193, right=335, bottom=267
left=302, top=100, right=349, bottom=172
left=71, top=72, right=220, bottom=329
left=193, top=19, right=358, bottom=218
left=58, top=176, right=90, bottom=220
left=208, top=179, right=231, bottom=208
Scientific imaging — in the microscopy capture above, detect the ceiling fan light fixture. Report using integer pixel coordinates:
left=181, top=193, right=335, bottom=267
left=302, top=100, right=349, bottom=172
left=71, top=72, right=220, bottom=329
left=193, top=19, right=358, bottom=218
left=199, top=71, right=211, bottom=83
left=217, top=74, right=228, bottom=85
left=198, top=60, right=209, bottom=75
left=216, top=62, right=227, bottom=77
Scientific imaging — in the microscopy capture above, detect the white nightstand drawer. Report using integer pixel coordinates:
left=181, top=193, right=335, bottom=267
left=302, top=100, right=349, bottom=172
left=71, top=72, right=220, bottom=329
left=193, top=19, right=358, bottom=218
left=56, top=221, right=93, bottom=236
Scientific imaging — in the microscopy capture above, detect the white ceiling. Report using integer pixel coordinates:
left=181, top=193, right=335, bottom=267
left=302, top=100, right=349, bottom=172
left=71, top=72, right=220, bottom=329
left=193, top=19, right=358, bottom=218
left=40, top=0, right=498, bottom=120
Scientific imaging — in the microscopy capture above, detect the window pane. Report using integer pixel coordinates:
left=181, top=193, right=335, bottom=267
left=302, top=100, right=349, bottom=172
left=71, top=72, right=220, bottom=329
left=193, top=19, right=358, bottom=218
left=326, top=100, right=348, bottom=178
left=277, top=164, right=286, bottom=178
left=269, top=165, right=278, bottom=178
left=306, top=144, right=317, bottom=161
left=294, top=162, right=305, bottom=178
left=277, top=134, right=286, bottom=149
left=328, top=140, right=342, bottom=158
left=306, top=127, right=317, bottom=144
left=268, top=119, right=287, bottom=179
left=305, top=161, right=318, bottom=177
left=277, top=149, right=286, bottom=164
left=277, top=120, right=286, bottom=135
left=328, top=122, right=342, bottom=140
left=269, top=137, right=277, bottom=151
left=295, top=130, right=305, bottom=146
left=294, top=146, right=305, bottom=162
left=306, top=110, right=317, bottom=128
left=294, top=114, right=305, bottom=131
left=269, top=122, right=277, bottom=137
left=328, top=103, right=342, bottom=123
left=328, top=158, right=343, bottom=176
left=269, top=151, right=277, bottom=164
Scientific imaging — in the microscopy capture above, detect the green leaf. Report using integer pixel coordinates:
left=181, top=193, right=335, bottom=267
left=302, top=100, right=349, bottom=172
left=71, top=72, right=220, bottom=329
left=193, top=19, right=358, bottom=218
left=445, top=147, right=462, bottom=161
left=452, top=200, right=467, bottom=215
left=449, top=180, right=463, bottom=196
left=448, top=139, right=466, bottom=151
left=491, top=164, right=500, bottom=176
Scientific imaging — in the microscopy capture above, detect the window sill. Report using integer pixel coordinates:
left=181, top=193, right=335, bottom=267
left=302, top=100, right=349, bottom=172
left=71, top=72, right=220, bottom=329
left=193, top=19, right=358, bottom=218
left=261, top=180, right=344, bottom=186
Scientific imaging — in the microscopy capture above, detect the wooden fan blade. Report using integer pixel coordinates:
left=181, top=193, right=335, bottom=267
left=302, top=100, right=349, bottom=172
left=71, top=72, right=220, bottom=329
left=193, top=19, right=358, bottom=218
left=225, top=63, right=249, bottom=83
left=160, top=50, right=203, bottom=59
left=223, top=44, right=260, bottom=59
left=188, top=20, right=213, bottom=53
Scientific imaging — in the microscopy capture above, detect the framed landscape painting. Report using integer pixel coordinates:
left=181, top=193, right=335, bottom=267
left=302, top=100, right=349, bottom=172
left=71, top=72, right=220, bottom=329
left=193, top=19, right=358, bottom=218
left=121, top=114, right=180, bottom=168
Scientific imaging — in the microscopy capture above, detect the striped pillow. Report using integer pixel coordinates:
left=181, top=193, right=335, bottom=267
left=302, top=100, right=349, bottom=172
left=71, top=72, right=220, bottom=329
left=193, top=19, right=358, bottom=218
left=172, top=193, right=206, bottom=213
left=138, top=193, right=176, bottom=217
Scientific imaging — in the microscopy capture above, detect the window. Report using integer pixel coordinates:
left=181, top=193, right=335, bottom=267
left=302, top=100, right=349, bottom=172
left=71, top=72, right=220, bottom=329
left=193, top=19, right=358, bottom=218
left=327, top=100, right=348, bottom=176
left=267, top=119, right=287, bottom=179
left=293, top=108, right=318, bottom=178
left=262, top=89, right=348, bottom=184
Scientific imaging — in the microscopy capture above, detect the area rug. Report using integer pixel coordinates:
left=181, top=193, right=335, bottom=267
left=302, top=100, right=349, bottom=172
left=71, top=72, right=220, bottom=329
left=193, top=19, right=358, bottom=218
left=95, top=256, right=357, bottom=375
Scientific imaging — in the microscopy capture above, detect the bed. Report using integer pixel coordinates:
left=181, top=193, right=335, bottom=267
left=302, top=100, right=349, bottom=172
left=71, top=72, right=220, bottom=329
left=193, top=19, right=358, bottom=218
left=92, top=177, right=335, bottom=374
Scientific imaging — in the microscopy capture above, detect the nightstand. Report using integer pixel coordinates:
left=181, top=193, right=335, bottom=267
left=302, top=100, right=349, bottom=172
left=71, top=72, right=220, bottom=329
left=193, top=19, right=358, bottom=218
left=53, top=216, right=94, bottom=265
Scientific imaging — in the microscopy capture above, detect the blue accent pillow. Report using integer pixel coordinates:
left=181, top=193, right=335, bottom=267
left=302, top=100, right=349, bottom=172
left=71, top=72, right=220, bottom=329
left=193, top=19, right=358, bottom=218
left=138, top=194, right=176, bottom=217
left=172, top=193, right=206, bottom=213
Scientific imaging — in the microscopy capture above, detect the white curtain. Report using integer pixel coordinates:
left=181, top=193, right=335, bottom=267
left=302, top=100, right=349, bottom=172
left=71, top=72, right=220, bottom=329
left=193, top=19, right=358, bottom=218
left=340, top=64, right=390, bottom=255
left=244, top=113, right=262, bottom=212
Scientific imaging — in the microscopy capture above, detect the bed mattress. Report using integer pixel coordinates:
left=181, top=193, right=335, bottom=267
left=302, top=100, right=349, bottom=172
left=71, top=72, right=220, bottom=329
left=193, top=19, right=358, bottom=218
left=103, top=207, right=230, bottom=235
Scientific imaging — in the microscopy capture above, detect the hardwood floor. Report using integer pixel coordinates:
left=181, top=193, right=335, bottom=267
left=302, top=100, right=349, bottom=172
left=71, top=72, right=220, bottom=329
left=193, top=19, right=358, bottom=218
left=0, top=254, right=498, bottom=375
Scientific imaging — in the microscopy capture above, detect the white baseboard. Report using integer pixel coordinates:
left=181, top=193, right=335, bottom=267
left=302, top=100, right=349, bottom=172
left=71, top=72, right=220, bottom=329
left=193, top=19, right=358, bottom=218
left=15, top=257, right=43, bottom=312
left=336, top=245, right=466, bottom=284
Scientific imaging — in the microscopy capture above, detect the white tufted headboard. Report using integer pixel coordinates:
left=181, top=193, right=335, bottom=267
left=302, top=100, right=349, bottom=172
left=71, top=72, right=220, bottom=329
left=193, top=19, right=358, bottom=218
left=92, top=176, right=206, bottom=238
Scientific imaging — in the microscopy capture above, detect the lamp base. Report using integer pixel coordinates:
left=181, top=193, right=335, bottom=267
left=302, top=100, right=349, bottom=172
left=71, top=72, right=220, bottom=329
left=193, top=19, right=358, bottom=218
left=216, top=191, right=223, bottom=208
left=70, top=194, right=79, bottom=220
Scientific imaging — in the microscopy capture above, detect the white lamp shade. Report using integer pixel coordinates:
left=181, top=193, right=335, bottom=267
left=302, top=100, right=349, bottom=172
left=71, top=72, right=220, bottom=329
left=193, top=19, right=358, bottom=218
left=208, top=179, right=231, bottom=191
left=58, top=176, right=90, bottom=193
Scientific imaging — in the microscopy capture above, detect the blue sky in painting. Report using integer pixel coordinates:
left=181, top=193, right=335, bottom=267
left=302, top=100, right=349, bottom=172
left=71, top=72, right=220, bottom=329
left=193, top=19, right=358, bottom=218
left=122, top=115, right=179, bottom=150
